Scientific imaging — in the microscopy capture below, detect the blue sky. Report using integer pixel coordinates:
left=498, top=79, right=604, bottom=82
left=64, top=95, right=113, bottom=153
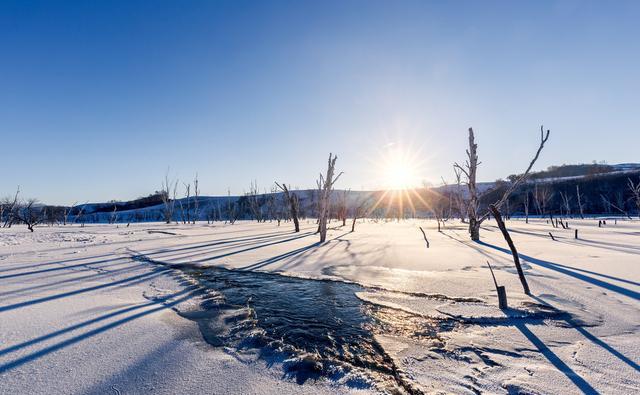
left=1, top=1, right=638, bottom=204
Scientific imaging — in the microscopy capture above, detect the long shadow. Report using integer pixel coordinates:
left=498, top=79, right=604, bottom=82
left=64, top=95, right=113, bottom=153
left=187, top=232, right=315, bottom=264
left=241, top=230, right=355, bottom=272
left=0, top=289, right=199, bottom=373
left=0, top=263, right=146, bottom=299
left=0, top=267, right=171, bottom=313
left=514, top=322, right=598, bottom=394
left=0, top=252, right=117, bottom=273
left=505, top=226, right=640, bottom=255
left=0, top=257, right=127, bottom=280
left=0, top=232, right=180, bottom=259
left=144, top=231, right=314, bottom=262
left=0, top=287, right=197, bottom=358
left=529, top=295, right=640, bottom=373
left=238, top=242, right=320, bottom=271
left=477, top=241, right=640, bottom=301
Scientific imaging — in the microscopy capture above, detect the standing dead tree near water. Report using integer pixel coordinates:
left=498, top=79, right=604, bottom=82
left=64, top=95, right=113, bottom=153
left=275, top=182, right=300, bottom=232
left=317, top=153, right=343, bottom=243
left=455, top=126, right=550, bottom=241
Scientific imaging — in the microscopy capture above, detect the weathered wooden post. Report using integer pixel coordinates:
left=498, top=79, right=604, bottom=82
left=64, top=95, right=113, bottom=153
left=487, top=261, right=508, bottom=309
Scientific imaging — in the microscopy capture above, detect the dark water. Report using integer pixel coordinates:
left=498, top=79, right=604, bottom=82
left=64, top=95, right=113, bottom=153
left=171, top=265, right=439, bottom=393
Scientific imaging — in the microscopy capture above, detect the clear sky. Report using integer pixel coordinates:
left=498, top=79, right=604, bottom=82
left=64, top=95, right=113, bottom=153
left=1, top=0, right=638, bottom=204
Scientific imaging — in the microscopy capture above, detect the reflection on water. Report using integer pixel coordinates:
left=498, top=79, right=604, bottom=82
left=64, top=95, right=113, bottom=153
left=172, top=265, right=437, bottom=393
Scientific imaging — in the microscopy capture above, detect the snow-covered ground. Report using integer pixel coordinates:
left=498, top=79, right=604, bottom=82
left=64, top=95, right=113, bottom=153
left=1, top=219, right=638, bottom=394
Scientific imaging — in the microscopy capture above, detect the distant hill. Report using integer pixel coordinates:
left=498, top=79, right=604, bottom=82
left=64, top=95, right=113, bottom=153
left=45, top=163, right=640, bottom=223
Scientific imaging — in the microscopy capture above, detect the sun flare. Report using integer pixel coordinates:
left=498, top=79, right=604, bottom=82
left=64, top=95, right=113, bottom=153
left=381, top=147, right=422, bottom=190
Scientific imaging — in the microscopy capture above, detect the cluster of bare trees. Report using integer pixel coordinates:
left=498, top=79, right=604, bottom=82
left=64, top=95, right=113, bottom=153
left=1, top=187, right=45, bottom=232
left=160, top=171, right=202, bottom=224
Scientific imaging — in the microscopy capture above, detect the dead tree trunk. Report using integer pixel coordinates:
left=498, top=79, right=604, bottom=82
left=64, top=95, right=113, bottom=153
left=489, top=204, right=531, bottom=295
left=317, top=153, right=343, bottom=243
left=275, top=182, right=300, bottom=232
left=576, top=185, right=585, bottom=219
left=454, top=126, right=550, bottom=241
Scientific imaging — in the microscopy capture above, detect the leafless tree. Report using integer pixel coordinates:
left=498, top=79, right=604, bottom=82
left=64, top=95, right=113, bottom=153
left=246, top=180, right=263, bottom=222
left=452, top=167, right=467, bottom=222
left=193, top=173, right=200, bottom=224
left=454, top=126, right=550, bottom=241
left=523, top=191, right=530, bottom=224
left=350, top=194, right=371, bottom=232
left=109, top=204, right=118, bottom=224
left=600, top=194, right=630, bottom=218
left=559, top=192, right=572, bottom=218
left=62, top=202, right=77, bottom=226
left=73, top=203, right=88, bottom=227
left=265, top=186, right=278, bottom=222
left=534, top=185, right=553, bottom=216
left=226, top=188, right=238, bottom=224
left=275, top=182, right=300, bottom=232
left=337, top=189, right=349, bottom=226
left=317, top=153, right=343, bottom=242
left=1, top=187, right=21, bottom=228
left=629, top=178, right=640, bottom=219
left=179, top=182, right=191, bottom=224
left=14, top=198, right=43, bottom=232
left=160, top=172, right=178, bottom=224
left=576, top=185, right=585, bottom=219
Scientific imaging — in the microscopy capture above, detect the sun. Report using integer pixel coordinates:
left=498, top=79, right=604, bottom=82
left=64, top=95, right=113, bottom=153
left=381, top=147, right=422, bottom=190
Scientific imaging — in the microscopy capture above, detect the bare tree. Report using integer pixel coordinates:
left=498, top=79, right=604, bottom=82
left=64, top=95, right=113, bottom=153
left=600, top=194, right=630, bottom=218
left=534, top=185, right=553, bottom=216
left=452, top=167, right=467, bottom=222
left=265, top=186, right=278, bottom=222
left=337, top=189, right=349, bottom=226
left=246, top=180, right=263, bottom=222
left=629, top=178, right=640, bottom=219
left=350, top=194, right=371, bottom=232
left=109, top=204, right=118, bottom=224
left=193, top=173, right=200, bottom=224
left=523, top=191, right=530, bottom=224
left=576, top=185, right=585, bottom=219
left=454, top=126, right=550, bottom=241
left=179, top=182, right=191, bottom=224
left=317, top=153, right=343, bottom=242
left=63, top=201, right=77, bottom=226
left=14, top=198, right=43, bottom=232
left=559, top=191, right=572, bottom=218
left=1, top=187, right=21, bottom=228
left=160, top=172, right=178, bottom=224
left=275, top=182, right=300, bottom=232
